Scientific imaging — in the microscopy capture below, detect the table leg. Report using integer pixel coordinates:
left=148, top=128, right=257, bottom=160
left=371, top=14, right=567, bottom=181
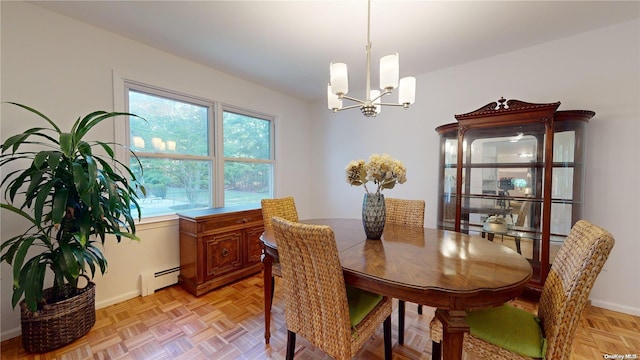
left=262, top=252, right=274, bottom=344
left=398, top=300, right=405, bottom=345
left=435, top=308, right=469, bottom=360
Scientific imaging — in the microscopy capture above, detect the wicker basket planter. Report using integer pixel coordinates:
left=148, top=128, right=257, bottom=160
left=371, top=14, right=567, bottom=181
left=20, top=280, right=96, bottom=353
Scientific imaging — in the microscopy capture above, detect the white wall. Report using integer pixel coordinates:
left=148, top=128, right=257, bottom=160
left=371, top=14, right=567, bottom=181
left=0, top=2, right=312, bottom=340
left=310, top=19, right=640, bottom=315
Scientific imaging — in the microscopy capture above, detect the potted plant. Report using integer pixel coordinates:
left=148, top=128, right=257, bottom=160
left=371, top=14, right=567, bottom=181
left=0, top=102, right=145, bottom=352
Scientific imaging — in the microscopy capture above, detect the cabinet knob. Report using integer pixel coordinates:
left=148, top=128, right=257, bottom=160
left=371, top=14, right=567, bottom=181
left=222, top=248, right=229, bottom=257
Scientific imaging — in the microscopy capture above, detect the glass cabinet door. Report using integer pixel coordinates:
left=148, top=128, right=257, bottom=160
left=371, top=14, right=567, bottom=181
left=437, top=125, right=458, bottom=230
left=460, top=123, right=547, bottom=281
left=549, top=117, right=587, bottom=265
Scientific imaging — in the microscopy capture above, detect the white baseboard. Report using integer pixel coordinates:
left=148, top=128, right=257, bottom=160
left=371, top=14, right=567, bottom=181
left=591, top=299, right=640, bottom=316
left=95, top=289, right=141, bottom=309
left=1, top=327, right=22, bottom=342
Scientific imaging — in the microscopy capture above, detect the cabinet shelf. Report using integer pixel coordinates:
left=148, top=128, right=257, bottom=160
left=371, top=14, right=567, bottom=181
left=436, top=97, right=593, bottom=296
left=461, top=162, right=544, bottom=168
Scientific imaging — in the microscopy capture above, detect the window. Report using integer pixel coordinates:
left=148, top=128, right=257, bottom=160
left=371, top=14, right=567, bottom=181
left=223, top=108, right=274, bottom=206
left=124, top=81, right=274, bottom=219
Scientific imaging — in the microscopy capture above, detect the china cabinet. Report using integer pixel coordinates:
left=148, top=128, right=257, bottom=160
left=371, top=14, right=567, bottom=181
left=436, top=97, right=593, bottom=295
left=177, top=206, right=264, bottom=296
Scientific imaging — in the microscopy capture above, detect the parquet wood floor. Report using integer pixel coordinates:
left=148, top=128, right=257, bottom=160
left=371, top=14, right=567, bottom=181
left=1, top=274, right=638, bottom=359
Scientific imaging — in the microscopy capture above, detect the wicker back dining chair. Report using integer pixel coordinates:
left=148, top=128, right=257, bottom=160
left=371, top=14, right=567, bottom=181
left=429, top=220, right=615, bottom=360
left=271, top=216, right=393, bottom=360
left=262, top=196, right=299, bottom=232
left=386, top=197, right=426, bottom=228
left=261, top=197, right=299, bottom=306
left=261, top=197, right=299, bottom=275
left=386, top=197, right=426, bottom=345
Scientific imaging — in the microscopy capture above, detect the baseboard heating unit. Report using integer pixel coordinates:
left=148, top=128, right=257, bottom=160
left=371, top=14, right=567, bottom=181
left=140, top=266, right=180, bottom=296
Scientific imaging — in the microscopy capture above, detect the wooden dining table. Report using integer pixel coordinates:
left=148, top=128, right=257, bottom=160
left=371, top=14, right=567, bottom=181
left=260, top=218, right=532, bottom=360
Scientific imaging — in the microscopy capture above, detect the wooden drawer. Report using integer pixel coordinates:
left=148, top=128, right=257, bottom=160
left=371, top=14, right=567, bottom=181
left=198, top=212, right=262, bottom=234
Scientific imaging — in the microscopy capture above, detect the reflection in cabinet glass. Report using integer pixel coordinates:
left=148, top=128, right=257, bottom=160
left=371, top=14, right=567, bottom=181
left=436, top=98, right=593, bottom=295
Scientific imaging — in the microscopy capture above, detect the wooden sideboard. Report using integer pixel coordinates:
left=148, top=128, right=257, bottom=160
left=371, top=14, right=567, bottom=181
left=177, top=206, right=264, bottom=296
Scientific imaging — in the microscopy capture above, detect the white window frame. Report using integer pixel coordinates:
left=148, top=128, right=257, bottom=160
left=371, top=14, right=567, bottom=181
left=220, top=105, right=276, bottom=202
left=114, top=75, right=276, bottom=223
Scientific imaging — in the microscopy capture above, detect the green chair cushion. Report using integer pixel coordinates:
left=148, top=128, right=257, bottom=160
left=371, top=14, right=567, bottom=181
left=345, top=285, right=383, bottom=327
left=466, top=304, right=547, bottom=359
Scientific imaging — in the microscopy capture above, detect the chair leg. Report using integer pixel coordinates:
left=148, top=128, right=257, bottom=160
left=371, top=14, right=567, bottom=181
left=418, top=304, right=423, bottom=315
left=270, top=276, right=276, bottom=310
left=398, top=300, right=406, bottom=345
left=432, top=340, right=441, bottom=360
left=286, top=330, right=296, bottom=360
left=384, top=315, right=392, bottom=360
left=515, top=237, right=522, bottom=254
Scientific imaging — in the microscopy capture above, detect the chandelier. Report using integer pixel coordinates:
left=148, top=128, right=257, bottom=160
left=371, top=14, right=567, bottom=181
left=327, top=0, right=416, bottom=117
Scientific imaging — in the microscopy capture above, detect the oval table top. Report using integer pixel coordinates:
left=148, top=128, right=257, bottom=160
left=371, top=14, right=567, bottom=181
left=261, top=218, right=532, bottom=310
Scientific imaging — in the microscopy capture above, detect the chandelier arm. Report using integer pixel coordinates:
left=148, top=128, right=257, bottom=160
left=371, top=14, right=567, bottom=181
left=378, top=103, right=408, bottom=107
left=336, top=104, right=363, bottom=112
left=340, top=94, right=366, bottom=104
left=370, top=89, right=392, bottom=103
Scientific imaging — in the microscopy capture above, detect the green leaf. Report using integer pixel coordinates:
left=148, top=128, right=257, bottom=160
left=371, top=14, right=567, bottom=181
left=84, top=250, right=97, bottom=278
left=76, top=112, right=139, bottom=141
left=33, top=181, right=55, bottom=227
left=5, top=102, right=61, bottom=133
left=59, top=133, right=74, bottom=158
left=96, top=141, right=115, bottom=158
left=76, top=212, right=90, bottom=246
left=25, top=169, right=44, bottom=195
left=1, top=234, right=26, bottom=264
left=20, top=256, right=46, bottom=311
left=87, top=244, right=108, bottom=274
left=33, top=151, right=50, bottom=169
left=12, top=236, right=35, bottom=286
left=77, top=141, right=92, bottom=156
left=86, top=155, right=98, bottom=188
left=0, top=203, right=37, bottom=228
left=2, top=128, right=49, bottom=153
left=52, top=188, right=69, bottom=224
left=7, top=168, right=31, bottom=202
left=11, top=284, right=25, bottom=309
left=47, top=151, right=62, bottom=169
left=58, top=242, right=80, bottom=281
left=72, top=162, right=88, bottom=194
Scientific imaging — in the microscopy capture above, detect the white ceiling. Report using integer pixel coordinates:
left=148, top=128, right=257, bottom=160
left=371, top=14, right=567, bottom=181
left=31, top=1, right=640, bottom=102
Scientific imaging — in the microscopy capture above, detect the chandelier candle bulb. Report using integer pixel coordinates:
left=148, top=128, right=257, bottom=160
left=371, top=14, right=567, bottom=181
left=330, top=62, right=349, bottom=95
left=327, top=84, right=342, bottom=110
left=380, top=53, right=399, bottom=90
left=398, top=77, right=416, bottom=106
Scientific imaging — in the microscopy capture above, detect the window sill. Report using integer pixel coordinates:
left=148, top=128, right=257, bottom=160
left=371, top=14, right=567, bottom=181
left=134, top=214, right=180, bottom=231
